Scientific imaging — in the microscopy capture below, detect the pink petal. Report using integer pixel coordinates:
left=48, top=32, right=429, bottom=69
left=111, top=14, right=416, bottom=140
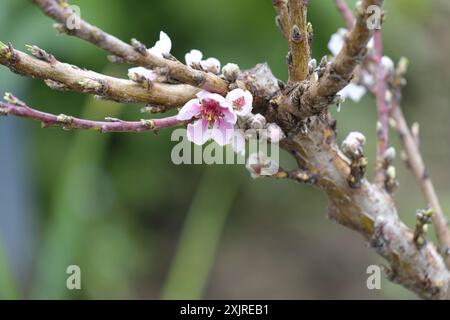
left=211, top=119, right=234, bottom=146
left=177, top=99, right=201, bottom=121
left=222, top=107, right=237, bottom=124
left=196, top=91, right=228, bottom=105
left=149, top=31, right=172, bottom=57
left=187, top=119, right=210, bottom=145
left=226, top=89, right=253, bottom=117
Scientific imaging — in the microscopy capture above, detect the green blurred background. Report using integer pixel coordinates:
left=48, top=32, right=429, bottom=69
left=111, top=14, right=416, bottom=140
left=0, top=0, right=449, bottom=300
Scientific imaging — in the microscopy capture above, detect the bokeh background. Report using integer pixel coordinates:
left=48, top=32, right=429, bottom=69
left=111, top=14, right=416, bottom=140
left=1, top=0, right=449, bottom=300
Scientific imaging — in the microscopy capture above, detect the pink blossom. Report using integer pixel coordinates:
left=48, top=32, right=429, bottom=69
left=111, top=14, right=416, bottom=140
left=226, top=89, right=253, bottom=117
left=177, top=91, right=237, bottom=146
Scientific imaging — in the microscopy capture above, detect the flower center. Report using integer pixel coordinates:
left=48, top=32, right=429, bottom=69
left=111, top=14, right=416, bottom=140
left=201, top=99, right=224, bottom=124
left=232, top=97, right=246, bottom=111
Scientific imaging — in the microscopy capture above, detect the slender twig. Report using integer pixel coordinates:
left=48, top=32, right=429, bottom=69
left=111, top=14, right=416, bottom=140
left=273, top=0, right=290, bottom=40
left=0, top=43, right=198, bottom=107
left=287, top=0, right=310, bottom=82
left=335, top=0, right=354, bottom=29
left=391, top=98, right=450, bottom=267
left=0, top=98, right=183, bottom=133
left=373, top=30, right=390, bottom=185
left=32, top=0, right=229, bottom=94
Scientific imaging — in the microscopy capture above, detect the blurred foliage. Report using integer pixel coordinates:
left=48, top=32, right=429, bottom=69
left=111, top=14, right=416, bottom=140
left=1, top=0, right=449, bottom=300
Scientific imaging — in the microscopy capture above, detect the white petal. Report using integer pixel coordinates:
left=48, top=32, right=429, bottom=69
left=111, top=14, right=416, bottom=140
left=328, top=28, right=347, bottom=56
left=185, top=49, right=203, bottom=67
left=339, top=83, right=367, bottom=102
left=381, top=56, right=394, bottom=74
left=200, top=57, right=221, bottom=74
left=148, top=31, right=172, bottom=57
left=128, top=67, right=157, bottom=81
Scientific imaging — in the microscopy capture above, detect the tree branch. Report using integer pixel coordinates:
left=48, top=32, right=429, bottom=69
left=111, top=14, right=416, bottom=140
left=391, top=94, right=450, bottom=268
left=0, top=42, right=198, bottom=107
left=0, top=94, right=183, bottom=133
left=299, top=0, right=383, bottom=117
left=373, top=30, right=390, bottom=185
left=32, top=0, right=229, bottom=95
left=335, top=0, right=355, bottom=29
left=287, top=0, right=310, bottom=82
left=273, top=0, right=290, bottom=40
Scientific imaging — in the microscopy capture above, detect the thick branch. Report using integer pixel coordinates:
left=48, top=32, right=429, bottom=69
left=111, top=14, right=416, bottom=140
left=32, top=0, right=229, bottom=94
left=0, top=43, right=198, bottom=107
left=299, top=0, right=383, bottom=117
left=0, top=97, right=183, bottom=133
left=287, top=0, right=310, bottom=82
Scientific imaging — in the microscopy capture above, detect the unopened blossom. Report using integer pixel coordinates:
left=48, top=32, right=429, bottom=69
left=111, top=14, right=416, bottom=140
left=226, top=89, right=253, bottom=117
left=177, top=91, right=237, bottom=146
left=265, top=123, right=284, bottom=143
left=246, top=152, right=279, bottom=179
left=381, top=56, right=394, bottom=74
left=341, top=132, right=366, bottom=159
left=128, top=31, right=172, bottom=81
left=222, top=63, right=241, bottom=82
left=185, top=49, right=221, bottom=74
left=328, top=28, right=374, bottom=102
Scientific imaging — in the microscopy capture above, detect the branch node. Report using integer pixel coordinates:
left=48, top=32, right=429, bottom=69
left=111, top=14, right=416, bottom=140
left=414, top=208, right=435, bottom=249
left=131, top=38, right=147, bottom=55
left=25, top=45, right=56, bottom=64
left=342, top=132, right=367, bottom=188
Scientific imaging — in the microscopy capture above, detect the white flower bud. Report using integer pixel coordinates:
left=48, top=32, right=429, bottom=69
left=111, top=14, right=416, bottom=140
left=342, top=132, right=366, bottom=159
left=384, top=147, right=396, bottom=164
left=249, top=113, right=267, bottom=130
left=246, top=152, right=279, bottom=179
left=266, top=123, right=285, bottom=143
left=222, top=63, right=240, bottom=82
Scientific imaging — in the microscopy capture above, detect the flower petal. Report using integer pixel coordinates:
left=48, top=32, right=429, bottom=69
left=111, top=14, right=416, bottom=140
left=339, top=83, right=367, bottom=102
left=328, top=28, right=347, bottom=56
left=128, top=67, right=158, bottom=82
left=211, top=119, right=234, bottom=146
left=148, top=31, right=172, bottom=57
left=187, top=119, right=210, bottom=145
left=226, top=89, right=253, bottom=117
left=177, top=99, right=202, bottom=121
left=185, top=49, right=203, bottom=67
left=200, top=57, right=221, bottom=74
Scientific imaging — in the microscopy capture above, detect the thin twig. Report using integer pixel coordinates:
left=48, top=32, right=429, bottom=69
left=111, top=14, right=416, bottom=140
left=335, top=0, right=354, bottom=29
left=287, top=0, right=310, bottom=82
left=0, top=98, right=183, bottom=133
left=373, top=30, right=390, bottom=185
left=273, top=0, right=290, bottom=40
left=32, top=0, right=229, bottom=94
left=0, top=43, right=199, bottom=107
left=391, top=99, right=450, bottom=267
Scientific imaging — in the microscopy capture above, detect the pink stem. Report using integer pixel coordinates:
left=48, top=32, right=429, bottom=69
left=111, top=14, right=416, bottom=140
left=0, top=102, right=183, bottom=133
